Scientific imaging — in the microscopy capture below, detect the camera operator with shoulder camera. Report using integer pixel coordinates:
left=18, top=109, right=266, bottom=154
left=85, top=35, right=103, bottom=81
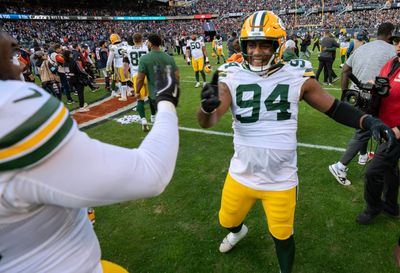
left=356, top=28, right=400, bottom=224
left=38, top=52, right=62, bottom=100
left=329, top=23, right=396, bottom=186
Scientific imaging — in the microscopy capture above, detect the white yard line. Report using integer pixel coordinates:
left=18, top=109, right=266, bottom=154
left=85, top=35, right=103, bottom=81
left=177, top=126, right=346, bottom=152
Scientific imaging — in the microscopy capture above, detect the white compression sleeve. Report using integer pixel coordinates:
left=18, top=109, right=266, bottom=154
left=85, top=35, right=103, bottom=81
left=3, top=104, right=179, bottom=208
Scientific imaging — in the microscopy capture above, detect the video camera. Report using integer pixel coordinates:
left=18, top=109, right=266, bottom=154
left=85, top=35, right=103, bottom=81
left=341, top=73, right=390, bottom=114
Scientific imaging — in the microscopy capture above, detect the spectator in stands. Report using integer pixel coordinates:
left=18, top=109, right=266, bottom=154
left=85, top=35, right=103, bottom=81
left=0, top=31, right=180, bottom=273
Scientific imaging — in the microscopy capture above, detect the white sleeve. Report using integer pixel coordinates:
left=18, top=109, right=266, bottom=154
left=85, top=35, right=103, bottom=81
left=106, top=49, right=114, bottom=70
left=5, top=102, right=179, bottom=208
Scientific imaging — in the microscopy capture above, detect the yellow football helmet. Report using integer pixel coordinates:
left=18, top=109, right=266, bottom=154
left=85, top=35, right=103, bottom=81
left=110, top=33, right=121, bottom=45
left=204, top=64, right=212, bottom=73
left=240, top=10, right=286, bottom=70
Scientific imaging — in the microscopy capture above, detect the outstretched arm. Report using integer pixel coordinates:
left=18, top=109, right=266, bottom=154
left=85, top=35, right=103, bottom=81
left=301, top=78, right=395, bottom=150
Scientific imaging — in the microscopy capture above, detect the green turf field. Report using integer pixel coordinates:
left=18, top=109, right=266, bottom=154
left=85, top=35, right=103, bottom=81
left=84, top=44, right=399, bottom=273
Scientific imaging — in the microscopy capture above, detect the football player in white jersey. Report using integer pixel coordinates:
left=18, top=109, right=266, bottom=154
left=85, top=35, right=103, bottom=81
left=123, top=33, right=154, bottom=131
left=186, top=34, right=209, bottom=88
left=106, top=33, right=129, bottom=99
left=197, top=11, right=395, bottom=273
left=212, top=34, right=226, bottom=64
left=0, top=31, right=180, bottom=273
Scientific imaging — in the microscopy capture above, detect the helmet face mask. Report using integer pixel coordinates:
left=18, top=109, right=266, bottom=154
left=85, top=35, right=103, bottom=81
left=239, top=10, right=286, bottom=74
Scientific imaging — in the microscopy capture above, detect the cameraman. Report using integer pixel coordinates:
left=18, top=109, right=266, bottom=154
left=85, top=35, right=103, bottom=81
left=356, top=28, right=400, bottom=224
left=329, top=23, right=396, bottom=186
left=38, top=52, right=62, bottom=100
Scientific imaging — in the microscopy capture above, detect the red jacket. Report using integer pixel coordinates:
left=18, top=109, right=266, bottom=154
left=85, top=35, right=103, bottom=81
left=379, top=57, right=400, bottom=128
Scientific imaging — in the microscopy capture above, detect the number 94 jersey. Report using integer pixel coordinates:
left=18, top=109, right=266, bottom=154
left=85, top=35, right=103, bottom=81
left=218, top=60, right=314, bottom=150
left=126, top=44, right=149, bottom=76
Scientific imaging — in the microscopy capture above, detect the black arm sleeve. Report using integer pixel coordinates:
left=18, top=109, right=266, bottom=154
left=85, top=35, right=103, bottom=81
left=324, top=99, right=365, bottom=129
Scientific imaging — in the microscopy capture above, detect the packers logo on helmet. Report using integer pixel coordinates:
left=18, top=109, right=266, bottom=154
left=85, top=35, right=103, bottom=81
left=204, top=64, right=212, bottom=74
left=239, top=10, right=286, bottom=72
left=110, top=33, right=121, bottom=45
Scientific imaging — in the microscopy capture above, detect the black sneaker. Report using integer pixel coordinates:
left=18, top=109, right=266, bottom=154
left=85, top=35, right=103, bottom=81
left=356, top=210, right=379, bottom=225
left=382, top=208, right=400, bottom=219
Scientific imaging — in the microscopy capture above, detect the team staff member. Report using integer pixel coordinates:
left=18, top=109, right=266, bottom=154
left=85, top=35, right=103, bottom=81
left=136, top=33, right=179, bottom=128
left=0, top=32, right=180, bottom=273
left=356, top=29, right=400, bottom=224
left=197, top=11, right=395, bottom=273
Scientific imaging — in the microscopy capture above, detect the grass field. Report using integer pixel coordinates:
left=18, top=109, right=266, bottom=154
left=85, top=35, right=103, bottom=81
left=82, top=44, right=399, bottom=273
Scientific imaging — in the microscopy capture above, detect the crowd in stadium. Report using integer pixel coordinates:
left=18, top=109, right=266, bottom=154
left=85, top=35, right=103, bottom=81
left=2, top=6, right=399, bottom=48
left=0, top=0, right=392, bottom=16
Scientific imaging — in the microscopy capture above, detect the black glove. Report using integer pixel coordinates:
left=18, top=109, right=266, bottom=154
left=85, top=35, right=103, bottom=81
left=200, top=71, right=220, bottom=113
left=154, top=64, right=179, bottom=107
left=186, top=58, right=191, bottom=65
left=362, top=115, right=395, bottom=152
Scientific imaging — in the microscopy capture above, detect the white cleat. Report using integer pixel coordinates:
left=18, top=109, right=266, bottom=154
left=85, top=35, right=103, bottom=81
left=219, top=225, right=248, bottom=253
left=195, top=82, right=201, bottom=88
left=358, top=153, right=369, bottom=165
left=329, top=162, right=351, bottom=186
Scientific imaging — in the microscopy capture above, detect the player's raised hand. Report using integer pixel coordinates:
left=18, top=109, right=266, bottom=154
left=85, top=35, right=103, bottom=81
left=154, top=64, right=179, bottom=107
left=200, top=71, right=220, bottom=113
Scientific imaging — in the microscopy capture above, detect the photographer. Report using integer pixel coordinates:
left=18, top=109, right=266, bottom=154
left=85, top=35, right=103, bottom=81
left=38, top=52, right=62, bottom=100
left=329, top=22, right=396, bottom=186
left=63, top=50, right=90, bottom=112
left=356, top=29, right=400, bottom=224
